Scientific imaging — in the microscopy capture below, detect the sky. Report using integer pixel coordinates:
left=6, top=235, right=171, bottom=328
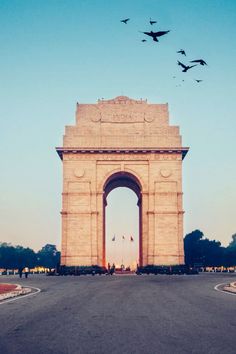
left=106, top=188, right=139, bottom=268
left=0, top=0, right=236, bottom=265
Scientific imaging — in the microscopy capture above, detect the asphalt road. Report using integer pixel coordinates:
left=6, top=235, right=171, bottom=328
left=0, top=273, right=236, bottom=354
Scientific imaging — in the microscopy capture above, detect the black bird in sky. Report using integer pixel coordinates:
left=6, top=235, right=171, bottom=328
left=149, top=18, right=157, bottom=25
left=195, top=79, right=203, bottom=83
left=120, top=18, right=130, bottom=24
left=177, top=49, right=186, bottom=56
left=141, top=30, right=170, bottom=42
left=141, top=39, right=147, bottom=42
left=177, top=61, right=197, bottom=72
left=190, top=59, right=207, bottom=66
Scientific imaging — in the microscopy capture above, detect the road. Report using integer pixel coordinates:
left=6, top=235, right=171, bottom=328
left=0, top=273, right=236, bottom=354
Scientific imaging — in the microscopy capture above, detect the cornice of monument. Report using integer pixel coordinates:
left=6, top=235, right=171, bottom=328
left=56, top=147, right=189, bottom=160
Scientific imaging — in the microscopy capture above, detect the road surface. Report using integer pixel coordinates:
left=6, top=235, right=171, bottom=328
left=0, top=273, right=235, bottom=354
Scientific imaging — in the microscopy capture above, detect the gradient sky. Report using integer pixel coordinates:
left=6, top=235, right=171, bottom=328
left=0, top=1, right=235, bottom=266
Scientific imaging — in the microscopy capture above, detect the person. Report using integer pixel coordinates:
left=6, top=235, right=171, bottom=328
left=110, top=263, right=115, bottom=275
left=24, top=267, right=29, bottom=278
left=18, top=267, right=23, bottom=278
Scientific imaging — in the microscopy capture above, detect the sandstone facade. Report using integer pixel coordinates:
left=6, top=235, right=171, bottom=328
left=56, top=96, right=189, bottom=266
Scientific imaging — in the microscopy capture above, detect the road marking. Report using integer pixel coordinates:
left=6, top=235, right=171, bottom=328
left=214, top=282, right=236, bottom=296
left=0, top=286, right=41, bottom=305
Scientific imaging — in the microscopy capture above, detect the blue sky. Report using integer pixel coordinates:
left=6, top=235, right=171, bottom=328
left=0, top=1, right=236, bottom=263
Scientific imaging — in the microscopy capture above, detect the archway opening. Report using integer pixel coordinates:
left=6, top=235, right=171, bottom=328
left=103, top=172, right=142, bottom=269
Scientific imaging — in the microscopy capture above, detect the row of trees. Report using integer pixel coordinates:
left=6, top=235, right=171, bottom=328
left=0, top=243, right=60, bottom=271
left=0, top=231, right=236, bottom=270
left=184, top=230, right=236, bottom=267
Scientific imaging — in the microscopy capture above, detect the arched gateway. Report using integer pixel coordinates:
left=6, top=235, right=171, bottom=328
left=56, top=96, right=189, bottom=267
left=103, top=172, right=142, bottom=266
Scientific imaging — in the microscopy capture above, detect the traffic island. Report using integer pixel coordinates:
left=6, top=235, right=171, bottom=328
left=223, top=282, right=236, bottom=294
left=0, top=283, right=31, bottom=302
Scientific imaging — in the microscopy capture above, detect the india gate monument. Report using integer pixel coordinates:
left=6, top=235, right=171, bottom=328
left=56, top=96, right=189, bottom=267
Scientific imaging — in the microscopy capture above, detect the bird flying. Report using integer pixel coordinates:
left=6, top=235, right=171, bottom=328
left=149, top=18, right=157, bottom=25
left=190, top=59, right=207, bottom=66
left=177, top=61, right=197, bottom=72
left=120, top=18, right=130, bottom=24
left=195, top=79, right=203, bottom=83
left=177, top=49, right=186, bottom=56
left=141, top=30, right=170, bottom=42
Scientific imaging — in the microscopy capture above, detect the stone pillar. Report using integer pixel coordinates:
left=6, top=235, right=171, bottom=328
left=141, top=191, right=149, bottom=266
left=96, top=191, right=104, bottom=267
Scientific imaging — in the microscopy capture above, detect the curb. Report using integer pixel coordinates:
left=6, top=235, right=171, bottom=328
left=0, top=284, right=31, bottom=301
left=223, top=282, right=236, bottom=294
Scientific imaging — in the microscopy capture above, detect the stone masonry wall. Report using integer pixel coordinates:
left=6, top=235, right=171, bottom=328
left=58, top=96, right=188, bottom=267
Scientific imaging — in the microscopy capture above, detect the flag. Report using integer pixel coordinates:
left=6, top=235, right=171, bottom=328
left=130, top=236, right=134, bottom=242
left=112, top=235, right=115, bottom=241
left=122, top=235, right=125, bottom=240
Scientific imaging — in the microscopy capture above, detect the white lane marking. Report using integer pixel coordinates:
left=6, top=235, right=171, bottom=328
left=214, top=282, right=236, bottom=296
left=0, top=286, right=41, bottom=305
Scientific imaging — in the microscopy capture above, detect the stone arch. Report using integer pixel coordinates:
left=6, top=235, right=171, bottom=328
left=97, top=167, right=122, bottom=193
left=57, top=96, right=189, bottom=268
left=103, top=170, right=143, bottom=197
left=102, top=171, right=143, bottom=267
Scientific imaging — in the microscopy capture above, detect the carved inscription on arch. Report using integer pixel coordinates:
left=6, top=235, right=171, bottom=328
left=155, top=154, right=181, bottom=161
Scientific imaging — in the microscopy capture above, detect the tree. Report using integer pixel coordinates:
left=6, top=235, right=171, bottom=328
left=0, top=243, right=16, bottom=270
left=224, top=233, right=236, bottom=266
left=15, top=246, right=37, bottom=269
left=184, top=230, right=204, bottom=266
left=200, top=239, right=224, bottom=267
left=0, top=243, right=37, bottom=270
left=228, top=233, right=236, bottom=249
left=37, top=244, right=60, bottom=270
left=184, top=230, right=224, bottom=267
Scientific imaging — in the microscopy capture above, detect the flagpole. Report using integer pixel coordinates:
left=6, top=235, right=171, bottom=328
left=121, top=236, right=124, bottom=268
left=130, top=236, right=132, bottom=269
left=130, top=236, right=134, bottom=270
left=112, top=235, right=115, bottom=267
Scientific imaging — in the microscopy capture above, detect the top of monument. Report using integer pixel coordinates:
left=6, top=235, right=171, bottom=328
left=97, top=96, right=147, bottom=104
left=59, top=96, right=187, bottom=153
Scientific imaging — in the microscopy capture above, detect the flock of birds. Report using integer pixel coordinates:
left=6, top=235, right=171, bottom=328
left=120, top=17, right=207, bottom=85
